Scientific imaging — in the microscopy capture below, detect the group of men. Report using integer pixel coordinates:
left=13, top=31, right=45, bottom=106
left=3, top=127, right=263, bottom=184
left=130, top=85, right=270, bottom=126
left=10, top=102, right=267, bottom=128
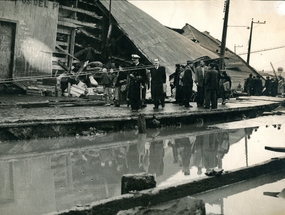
left=244, top=74, right=284, bottom=97
left=114, top=55, right=230, bottom=111
left=128, top=54, right=166, bottom=111
left=172, top=60, right=227, bottom=109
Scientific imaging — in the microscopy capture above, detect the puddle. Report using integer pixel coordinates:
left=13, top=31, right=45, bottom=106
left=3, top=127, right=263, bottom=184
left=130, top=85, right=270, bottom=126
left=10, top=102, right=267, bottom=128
left=194, top=171, right=285, bottom=215
left=0, top=120, right=284, bottom=215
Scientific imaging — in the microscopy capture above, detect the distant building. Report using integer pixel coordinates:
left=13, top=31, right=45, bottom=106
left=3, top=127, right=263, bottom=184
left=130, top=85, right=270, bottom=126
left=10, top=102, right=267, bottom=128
left=179, top=23, right=263, bottom=88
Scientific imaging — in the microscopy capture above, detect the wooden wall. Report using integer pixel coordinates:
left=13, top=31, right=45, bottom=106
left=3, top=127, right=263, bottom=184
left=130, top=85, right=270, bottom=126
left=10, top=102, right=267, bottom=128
left=0, top=0, right=59, bottom=79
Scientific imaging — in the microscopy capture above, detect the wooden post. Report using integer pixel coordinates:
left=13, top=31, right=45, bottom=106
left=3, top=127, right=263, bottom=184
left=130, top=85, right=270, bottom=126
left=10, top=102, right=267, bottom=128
left=138, top=114, right=146, bottom=133
left=68, top=29, right=76, bottom=70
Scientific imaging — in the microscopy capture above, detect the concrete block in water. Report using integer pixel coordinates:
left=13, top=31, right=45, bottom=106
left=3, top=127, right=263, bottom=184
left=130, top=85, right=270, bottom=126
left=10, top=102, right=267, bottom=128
left=121, top=173, right=156, bottom=194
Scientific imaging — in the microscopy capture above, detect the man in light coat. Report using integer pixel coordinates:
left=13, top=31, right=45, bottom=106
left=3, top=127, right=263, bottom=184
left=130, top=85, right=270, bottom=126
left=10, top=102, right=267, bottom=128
left=195, top=60, right=209, bottom=107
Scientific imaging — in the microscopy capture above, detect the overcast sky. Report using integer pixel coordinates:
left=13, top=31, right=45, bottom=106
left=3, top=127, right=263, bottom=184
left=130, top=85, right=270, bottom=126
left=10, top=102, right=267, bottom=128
left=129, top=0, right=285, bottom=73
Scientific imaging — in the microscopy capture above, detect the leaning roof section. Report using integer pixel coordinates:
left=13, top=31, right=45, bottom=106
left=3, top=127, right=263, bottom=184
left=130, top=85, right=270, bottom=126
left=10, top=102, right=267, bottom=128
left=99, top=0, right=218, bottom=67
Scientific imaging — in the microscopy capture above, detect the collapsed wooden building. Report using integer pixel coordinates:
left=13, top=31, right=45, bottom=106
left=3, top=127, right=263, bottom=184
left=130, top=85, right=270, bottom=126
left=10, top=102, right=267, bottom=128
left=3, top=0, right=257, bottom=97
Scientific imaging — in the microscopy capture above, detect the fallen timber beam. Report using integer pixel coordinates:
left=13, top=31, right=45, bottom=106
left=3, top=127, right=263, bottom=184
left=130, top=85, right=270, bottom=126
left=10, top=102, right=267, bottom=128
left=55, top=44, right=80, bottom=61
left=58, top=18, right=101, bottom=29
left=60, top=5, right=103, bottom=20
left=78, top=28, right=102, bottom=41
left=46, top=156, right=285, bottom=215
left=74, top=46, right=101, bottom=57
left=265, top=146, right=285, bottom=153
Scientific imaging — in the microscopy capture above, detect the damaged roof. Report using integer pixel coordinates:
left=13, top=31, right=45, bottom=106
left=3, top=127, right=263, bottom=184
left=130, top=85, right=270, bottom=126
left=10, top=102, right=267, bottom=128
left=181, top=23, right=263, bottom=87
left=98, top=0, right=218, bottom=73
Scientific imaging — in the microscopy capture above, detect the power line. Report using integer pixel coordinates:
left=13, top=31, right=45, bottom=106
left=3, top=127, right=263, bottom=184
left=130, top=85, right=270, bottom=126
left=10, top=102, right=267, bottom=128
left=238, top=45, right=285, bottom=55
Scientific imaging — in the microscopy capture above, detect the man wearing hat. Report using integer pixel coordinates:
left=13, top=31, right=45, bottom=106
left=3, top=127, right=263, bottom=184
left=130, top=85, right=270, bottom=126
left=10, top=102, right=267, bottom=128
left=128, top=54, right=148, bottom=111
left=183, top=60, right=194, bottom=108
left=245, top=74, right=253, bottom=96
left=150, top=58, right=166, bottom=109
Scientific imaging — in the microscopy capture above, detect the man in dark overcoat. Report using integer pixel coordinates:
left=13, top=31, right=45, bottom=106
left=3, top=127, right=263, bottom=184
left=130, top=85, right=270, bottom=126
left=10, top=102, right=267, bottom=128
left=150, top=59, right=166, bottom=109
left=183, top=60, right=194, bottom=108
left=245, top=74, right=254, bottom=95
left=128, top=54, right=148, bottom=111
left=204, top=63, right=220, bottom=109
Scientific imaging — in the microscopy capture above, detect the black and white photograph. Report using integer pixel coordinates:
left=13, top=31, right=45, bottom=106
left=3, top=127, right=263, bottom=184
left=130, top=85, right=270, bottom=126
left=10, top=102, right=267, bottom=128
left=0, top=0, right=285, bottom=214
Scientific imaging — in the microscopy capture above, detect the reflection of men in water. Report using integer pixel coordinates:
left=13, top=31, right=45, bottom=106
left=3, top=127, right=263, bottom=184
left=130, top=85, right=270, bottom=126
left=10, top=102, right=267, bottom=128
left=203, top=133, right=219, bottom=171
left=127, top=143, right=141, bottom=173
left=137, top=133, right=150, bottom=172
left=114, top=146, right=129, bottom=174
left=217, top=132, right=230, bottom=168
left=148, top=140, right=165, bottom=177
left=175, top=136, right=195, bottom=175
left=217, top=132, right=230, bottom=157
left=191, top=135, right=204, bottom=175
left=99, top=148, right=115, bottom=167
left=168, top=139, right=179, bottom=164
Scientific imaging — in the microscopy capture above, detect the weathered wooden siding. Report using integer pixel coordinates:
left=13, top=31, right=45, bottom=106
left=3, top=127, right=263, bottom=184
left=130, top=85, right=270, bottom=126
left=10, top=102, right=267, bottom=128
left=0, top=0, right=58, bottom=79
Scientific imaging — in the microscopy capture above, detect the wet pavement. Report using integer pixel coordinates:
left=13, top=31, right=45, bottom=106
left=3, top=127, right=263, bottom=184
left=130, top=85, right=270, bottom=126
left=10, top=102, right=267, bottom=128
left=0, top=94, right=284, bottom=127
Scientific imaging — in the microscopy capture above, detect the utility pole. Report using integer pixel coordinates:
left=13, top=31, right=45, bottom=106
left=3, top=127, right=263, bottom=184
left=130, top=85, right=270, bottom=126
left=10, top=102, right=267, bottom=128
left=219, top=0, right=230, bottom=71
left=234, top=44, right=243, bottom=53
left=246, top=18, right=266, bottom=64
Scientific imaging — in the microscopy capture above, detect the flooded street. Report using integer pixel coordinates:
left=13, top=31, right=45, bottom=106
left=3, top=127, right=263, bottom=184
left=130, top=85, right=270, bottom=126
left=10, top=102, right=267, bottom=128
left=194, top=171, right=285, bottom=215
left=0, top=117, right=285, bottom=215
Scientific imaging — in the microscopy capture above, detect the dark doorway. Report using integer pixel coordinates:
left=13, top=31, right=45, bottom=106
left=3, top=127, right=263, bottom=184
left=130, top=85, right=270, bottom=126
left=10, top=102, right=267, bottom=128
left=0, top=21, right=16, bottom=83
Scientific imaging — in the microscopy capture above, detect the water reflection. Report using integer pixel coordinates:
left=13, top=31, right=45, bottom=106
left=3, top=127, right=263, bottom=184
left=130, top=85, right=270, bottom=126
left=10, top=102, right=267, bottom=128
left=0, top=124, right=284, bottom=215
left=194, top=171, right=285, bottom=215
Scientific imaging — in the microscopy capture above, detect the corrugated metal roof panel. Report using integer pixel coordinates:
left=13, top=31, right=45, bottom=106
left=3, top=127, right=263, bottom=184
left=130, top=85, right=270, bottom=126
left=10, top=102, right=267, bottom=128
left=99, top=0, right=218, bottom=75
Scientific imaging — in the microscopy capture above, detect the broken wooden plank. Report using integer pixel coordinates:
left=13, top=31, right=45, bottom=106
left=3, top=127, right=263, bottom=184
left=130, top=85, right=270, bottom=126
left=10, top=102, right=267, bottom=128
left=56, top=28, right=71, bottom=35
left=78, top=28, right=102, bottom=41
left=55, top=44, right=80, bottom=61
left=60, top=5, right=103, bottom=20
left=52, top=56, right=68, bottom=63
left=69, top=29, right=76, bottom=69
left=56, top=41, right=69, bottom=47
left=56, top=60, right=70, bottom=71
left=13, top=81, right=29, bottom=91
left=16, top=101, right=50, bottom=108
left=58, top=17, right=101, bottom=29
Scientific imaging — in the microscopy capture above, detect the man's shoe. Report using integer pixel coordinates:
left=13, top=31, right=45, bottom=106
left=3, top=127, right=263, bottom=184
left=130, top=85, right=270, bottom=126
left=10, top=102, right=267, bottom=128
left=153, top=106, right=158, bottom=110
left=185, top=104, right=193, bottom=108
left=141, top=104, right=147, bottom=108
